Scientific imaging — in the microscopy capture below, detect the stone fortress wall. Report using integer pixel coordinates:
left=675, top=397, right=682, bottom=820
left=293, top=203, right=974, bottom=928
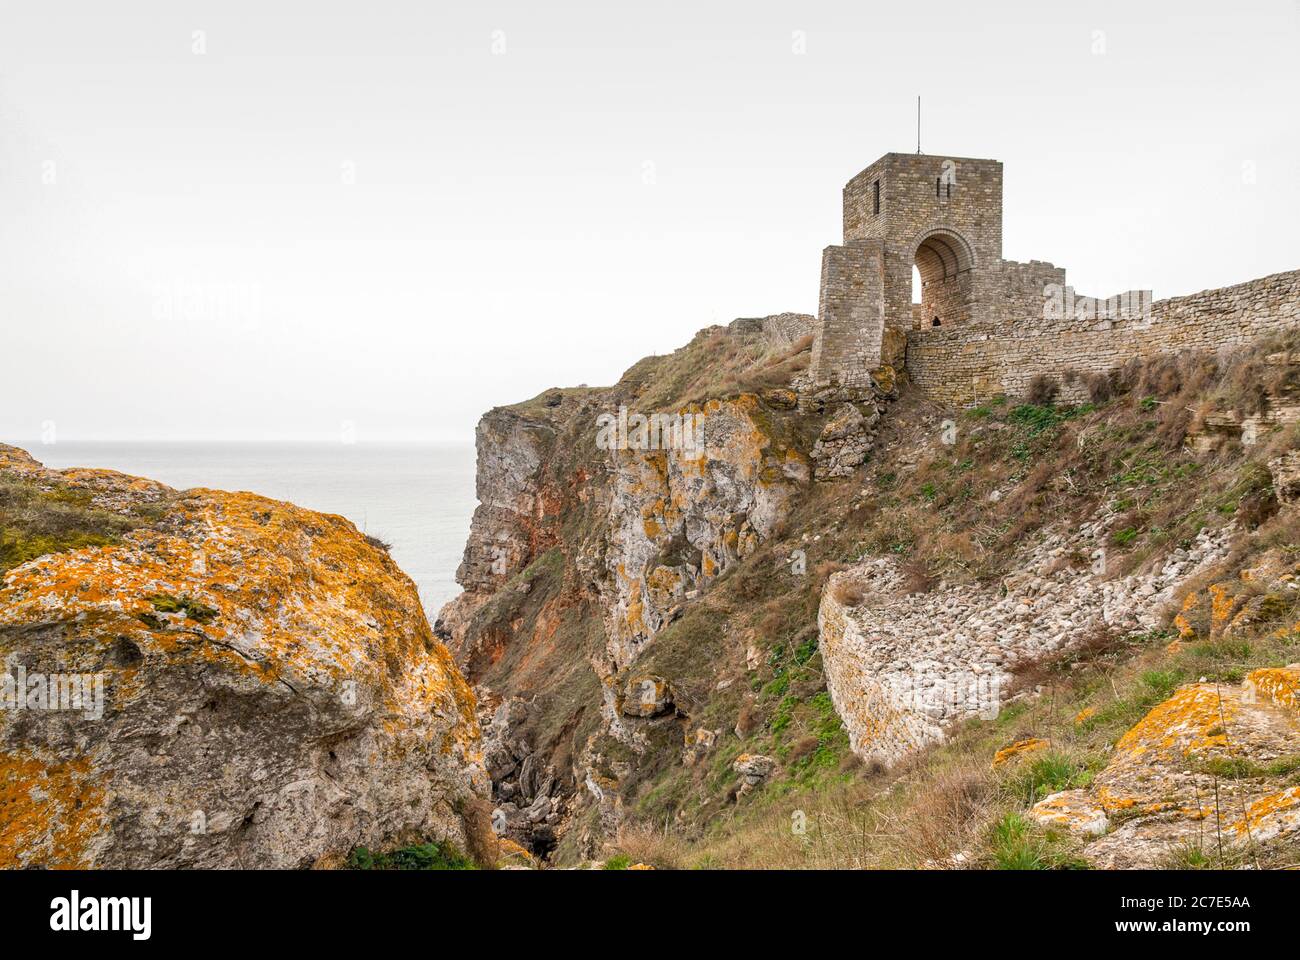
left=907, top=269, right=1300, bottom=406
left=808, top=151, right=1299, bottom=405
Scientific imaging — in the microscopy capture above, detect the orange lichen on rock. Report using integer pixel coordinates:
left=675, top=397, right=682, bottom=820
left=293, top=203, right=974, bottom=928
left=991, top=737, right=1050, bottom=769
left=1173, top=590, right=1201, bottom=639
left=1243, top=665, right=1300, bottom=712
left=1064, top=675, right=1300, bottom=866
left=0, top=750, right=106, bottom=869
left=0, top=487, right=479, bottom=751
left=1113, top=684, right=1234, bottom=760
left=1234, top=786, right=1300, bottom=843
left=1028, top=789, right=1109, bottom=837
left=0, top=446, right=488, bottom=868
left=1209, top=582, right=1242, bottom=633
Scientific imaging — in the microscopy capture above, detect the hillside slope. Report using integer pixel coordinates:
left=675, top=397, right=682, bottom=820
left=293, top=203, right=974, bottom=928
left=440, top=315, right=1300, bottom=869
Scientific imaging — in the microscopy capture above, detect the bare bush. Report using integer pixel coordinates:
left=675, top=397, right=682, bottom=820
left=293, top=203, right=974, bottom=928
left=831, top=577, right=867, bottom=607
left=1025, top=374, right=1059, bottom=406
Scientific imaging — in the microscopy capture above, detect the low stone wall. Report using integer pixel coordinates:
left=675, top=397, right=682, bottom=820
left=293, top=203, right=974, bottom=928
left=905, top=269, right=1300, bottom=406
left=819, top=514, right=1229, bottom=768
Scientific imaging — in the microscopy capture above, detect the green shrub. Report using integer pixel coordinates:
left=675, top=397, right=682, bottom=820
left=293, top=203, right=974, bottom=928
left=347, top=840, right=475, bottom=871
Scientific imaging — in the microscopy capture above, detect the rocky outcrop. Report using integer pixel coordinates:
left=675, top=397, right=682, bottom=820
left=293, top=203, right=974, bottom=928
left=1030, top=668, right=1300, bottom=868
left=1172, top=547, right=1299, bottom=646
left=811, top=403, right=881, bottom=480
left=480, top=697, right=564, bottom=857
left=601, top=394, right=807, bottom=669
left=798, top=369, right=897, bottom=481
left=1270, top=450, right=1300, bottom=506
left=819, top=509, right=1230, bottom=767
left=456, top=410, right=554, bottom=592
left=732, top=753, right=776, bottom=796
left=437, top=318, right=827, bottom=858
left=0, top=446, right=489, bottom=869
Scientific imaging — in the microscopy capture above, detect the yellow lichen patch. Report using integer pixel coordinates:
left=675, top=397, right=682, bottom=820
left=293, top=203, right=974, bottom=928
left=1028, top=789, right=1109, bottom=837
left=1173, top=589, right=1201, bottom=639
left=1091, top=683, right=1274, bottom=819
left=496, top=837, right=538, bottom=868
left=1113, top=684, right=1235, bottom=761
left=1209, top=581, right=1241, bottom=633
left=0, top=484, right=481, bottom=754
left=991, top=737, right=1050, bottom=769
left=1091, top=785, right=1176, bottom=817
left=627, top=862, right=655, bottom=870
left=0, top=750, right=106, bottom=868
left=1244, top=665, right=1300, bottom=712
left=1232, top=786, right=1300, bottom=842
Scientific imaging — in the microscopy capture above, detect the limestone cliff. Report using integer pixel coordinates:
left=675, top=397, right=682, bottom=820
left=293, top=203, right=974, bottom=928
left=0, top=444, right=491, bottom=869
left=443, top=310, right=1300, bottom=870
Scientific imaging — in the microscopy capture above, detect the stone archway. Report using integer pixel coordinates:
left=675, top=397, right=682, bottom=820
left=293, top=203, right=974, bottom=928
left=911, top=228, right=976, bottom=328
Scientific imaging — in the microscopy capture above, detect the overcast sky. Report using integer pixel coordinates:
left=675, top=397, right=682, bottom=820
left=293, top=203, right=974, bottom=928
left=1, top=0, right=1296, bottom=443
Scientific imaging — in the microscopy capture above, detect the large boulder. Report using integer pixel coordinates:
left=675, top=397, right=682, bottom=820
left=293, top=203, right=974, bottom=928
left=0, top=445, right=490, bottom=868
left=1032, top=669, right=1300, bottom=868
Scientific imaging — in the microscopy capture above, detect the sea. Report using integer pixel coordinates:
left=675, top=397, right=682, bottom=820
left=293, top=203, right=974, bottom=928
left=30, top=442, right=478, bottom=622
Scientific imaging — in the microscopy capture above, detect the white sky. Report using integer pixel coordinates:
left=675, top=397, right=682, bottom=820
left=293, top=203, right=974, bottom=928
left=1, top=0, right=1297, bottom=443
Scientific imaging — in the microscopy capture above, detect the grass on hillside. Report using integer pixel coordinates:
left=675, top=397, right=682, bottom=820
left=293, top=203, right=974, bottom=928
left=620, top=327, right=812, bottom=412
left=604, top=601, right=1300, bottom=869
left=596, top=333, right=1300, bottom=869
left=0, top=476, right=161, bottom=575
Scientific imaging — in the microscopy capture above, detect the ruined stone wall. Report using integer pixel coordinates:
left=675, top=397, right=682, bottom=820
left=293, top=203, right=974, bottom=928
left=810, top=240, right=885, bottom=386
left=905, top=269, right=1300, bottom=406
left=995, top=259, right=1067, bottom=324
left=726, top=312, right=816, bottom=350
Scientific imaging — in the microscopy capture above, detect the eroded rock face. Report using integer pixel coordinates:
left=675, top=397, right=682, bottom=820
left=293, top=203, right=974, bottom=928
left=602, top=394, right=806, bottom=669
left=1269, top=450, right=1300, bottom=506
left=732, top=752, right=776, bottom=797
left=455, top=410, right=555, bottom=595
left=0, top=447, right=489, bottom=868
left=819, top=511, right=1230, bottom=767
left=811, top=402, right=881, bottom=480
left=619, top=675, right=673, bottom=718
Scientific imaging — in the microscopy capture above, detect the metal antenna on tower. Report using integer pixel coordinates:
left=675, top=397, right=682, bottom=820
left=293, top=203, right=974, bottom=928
left=917, top=95, right=922, bottom=154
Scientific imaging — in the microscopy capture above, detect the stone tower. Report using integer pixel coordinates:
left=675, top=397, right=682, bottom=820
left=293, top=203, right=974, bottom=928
left=810, top=153, right=1007, bottom=387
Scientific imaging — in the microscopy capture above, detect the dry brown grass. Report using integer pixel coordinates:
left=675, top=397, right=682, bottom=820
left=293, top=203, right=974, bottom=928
left=609, top=823, right=692, bottom=870
left=1025, top=373, right=1059, bottom=406
left=893, top=756, right=998, bottom=865
left=830, top=577, right=867, bottom=606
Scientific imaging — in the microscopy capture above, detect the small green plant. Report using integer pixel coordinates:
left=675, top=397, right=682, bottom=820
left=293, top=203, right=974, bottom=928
left=347, top=840, right=475, bottom=870
left=602, top=854, right=632, bottom=870
left=1007, top=752, right=1095, bottom=802
left=989, top=814, right=1087, bottom=870
left=1167, top=842, right=1213, bottom=869
left=1111, top=527, right=1138, bottom=546
left=146, top=593, right=219, bottom=623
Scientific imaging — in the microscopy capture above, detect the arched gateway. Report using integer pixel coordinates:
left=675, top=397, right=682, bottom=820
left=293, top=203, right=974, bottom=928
left=810, top=152, right=1008, bottom=387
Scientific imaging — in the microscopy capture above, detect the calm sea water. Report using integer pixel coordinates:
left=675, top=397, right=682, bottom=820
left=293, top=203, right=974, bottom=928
left=31, top=442, right=477, bottom=621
